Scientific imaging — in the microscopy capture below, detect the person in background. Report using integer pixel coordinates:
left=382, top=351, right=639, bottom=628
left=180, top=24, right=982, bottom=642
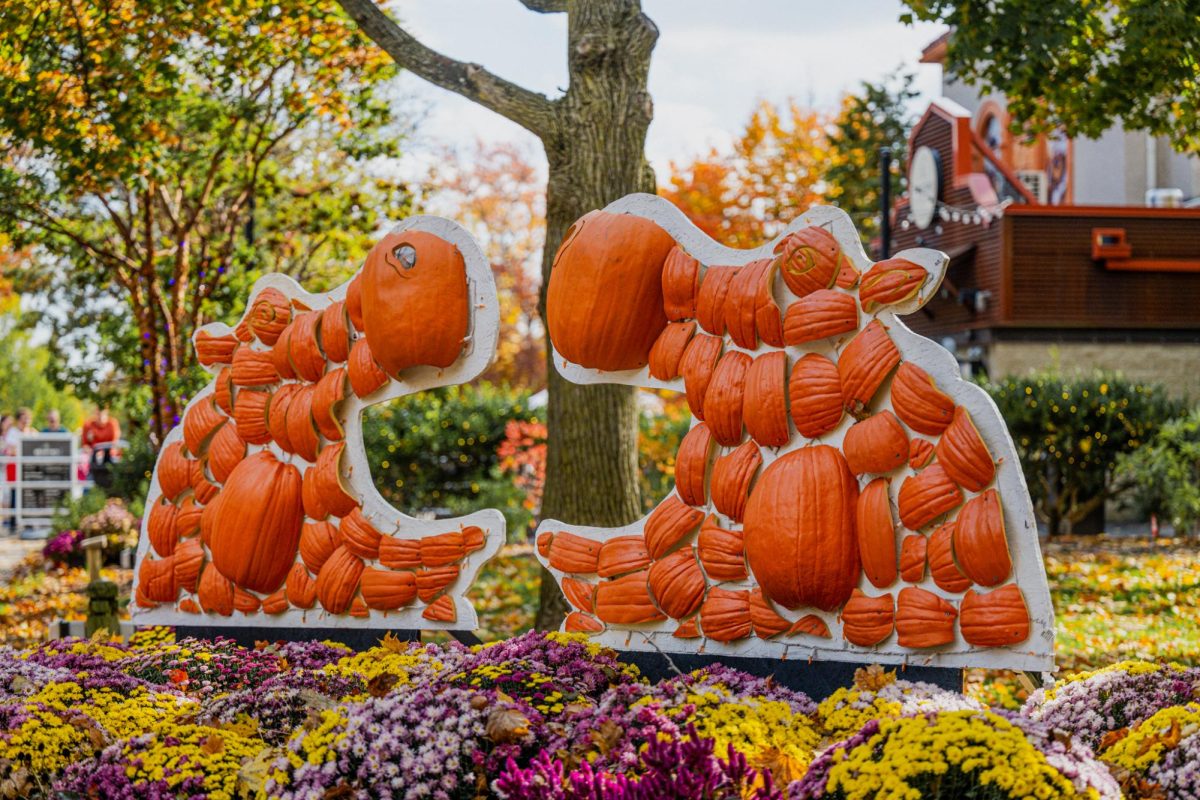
left=41, top=409, right=68, bottom=433
left=0, top=414, right=12, bottom=533
left=82, top=406, right=121, bottom=466
left=1, top=411, right=30, bottom=535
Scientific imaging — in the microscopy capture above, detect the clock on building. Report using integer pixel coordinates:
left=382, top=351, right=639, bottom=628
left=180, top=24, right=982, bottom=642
left=909, top=145, right=942, bottom=229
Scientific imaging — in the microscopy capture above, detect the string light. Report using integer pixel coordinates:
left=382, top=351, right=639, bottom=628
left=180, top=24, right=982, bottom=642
left=893, top=198, right=1010, bottom=231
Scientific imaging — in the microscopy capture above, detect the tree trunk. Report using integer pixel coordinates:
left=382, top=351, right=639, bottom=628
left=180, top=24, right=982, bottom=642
left=533, top=1, right=658, bottom=630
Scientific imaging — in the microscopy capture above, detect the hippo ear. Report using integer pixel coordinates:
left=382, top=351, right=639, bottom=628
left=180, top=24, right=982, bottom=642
left=867, top=247, right=949, bottom=316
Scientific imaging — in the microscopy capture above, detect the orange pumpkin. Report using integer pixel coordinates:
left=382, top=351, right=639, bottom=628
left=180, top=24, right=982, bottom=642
left=362, top=230, right=470, bottom=374
left=960, top=584, right=1030, bottom=647
left=890, top=363, right=954, bottom=435
left=674, top=423, right=713, bottom=508
left=419, top=531, right=470, bottom=568
left=703, top=351, right=751, bottom=446
left=312, top=443, right=358, bottom=519
left=233, top=587, right=261, bottom=614
left=662, top=246, right=700, bottom=321
left=697, top=516, right=747, bottom=581
left=674, top=619, right=700, bottom=638
left=897, top=464, right=962, bottom=530
left=173, top=496, right=203, bottom=539
left=360, top=567, right=418, bottom=610
left=213, top=367, right=234, bottom=415
left=416, top=566, right=460, bottom=602
left=266, top=384, right=298, bottom=453
left=594, top=570, right=666, bottom=624
left=312, top=368, right=347, bottom=442
left=231, top=389, right=271, bottom=445
left=838, top=320, right=900, bottom=415
left=725, top=258, right=780, bottom=349
left=710, top=440, right=761, bottom=523
left=547, top=211, right=675, bottom=370
left=899, top=534, right=927, bottom=583
left=562, top=577, right=597, bottom=612
left=345, top=275, right=365, bottom=332
left=177, top=598, right=201, bottom=614
left=743, top=351, right=789, bottom=448
left=191, top=469, right=220, bottom=506
left=678, top=334, right=723, bottom=420
left=936, top=406, right=995, bottom=492
left=231, top=347, right=279, bottom=388
left=285, top=562, right=317, bottom=609
left=207, top=422, right=245, bottom=484
left=856, top=478, right=897, bottom=589
left=858, top=258, right=928, bottom=313
left=195, top=331, right=239, bottom=366
left=547, top=531, right=603, bottom=574
left=422, top=595, right=456, bottom=622
left=315, top=545, right=363, bottom=614
left=198, top=565, right=235, bottom=616
left=157, top=442, right=193, bottom=502
left=836, top=258, right=860, bottom=289
left=138, top=556, right=178, bottom=603
left=648, top=321, right=697, bottom=382
left=183, top=399, right=225, bottom=457
left=300, top=521, right=341, bottom=574
left=302, top=465, right=330, bottom=521
left=928, top=521, right=972, bottom=593
left=783, top=289, right=858, bottom=345
left=565, top=612, right=604, bottom=633
left=209, top=451, right=305, bottom=594
left=648, top=548, right=706, bottom=619
left=952, top=489, right=1011, bottom=586
left=788, top=614, right=831, bottom=638
left=909, top=438, right=935, bottom=470
left=246, top=287, right=292, bottom=345
left=772, top=227, right=842, bottom=298
left=743, top=445, right=859, bottom=611
left=749, top=588, right=790, bottom=638
left=271, top=324, right=298, bottom=381
left=694, top=266, right=739, bottom=336
left=699, top=587, right=752, bottom=642
left=379, top=535, right=422, bottom=570
left=843, top=411, right=909, bottom=475
left=262, top=590, right=289, bottom=615
left=597, top=536, right=652, bottom=579
left=320, top=301, right=351, bottom=363
left=340, top=508, right=383, bottom=560
left=284, top=384, right=320, bottom=463
left=644, top=494, right=704, bottom=559
left=895, top=586, right=957, bottom=648
left=147, top=499, right=178, bottom=557
left=788, top=353, right=843, bottom=438
left=288, top=311, right=327, bottom=383
left=840, top=589, right=894, bottom=646
left=348, top=338, right=389, bottom=398
left=536, top=532, right=552, bottom=558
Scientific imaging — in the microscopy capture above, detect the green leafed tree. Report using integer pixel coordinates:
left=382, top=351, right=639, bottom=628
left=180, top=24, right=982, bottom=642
left=0, top=0, right=408, bottom=442
left=900, top=1, right=1200, bottom=152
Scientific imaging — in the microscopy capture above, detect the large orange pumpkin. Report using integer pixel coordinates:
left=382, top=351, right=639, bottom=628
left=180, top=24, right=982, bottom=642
left=648, top=321, right=696, bottom=382
left=743, top=445, right=859, bottom=611
left=648, top=548, right=706, bottom=619
left=928, top=521, right=972, bottom=592
left=547, top=211, right=675, bottom=371
left=840, top=589, right=894, bottom=646
left=783, top=289, right=858, bottom=345
left=858, top=258, right=928, bottom=313
left=710, top=440, right=761, bottom=523
left=662, top=247, right=700, bottom=321
left=960, top=584, right=1030, bottom=646
left=936, top=406, right=995, bottom=492
left=890, top=363, right=954, bottom=435
left=674, top=423, right=713, bottom=507
left=703, top=351, right=750, bottom=446
left=895, top=586, right=957, bottom=648
left=788, top=353, right=844, bottom=438
left=855, top=478, right=897, bottom=589
left=678, top=334, right=723, bottom=420
left=362, top=230, right=470, bottom=375
left=838, top=320, right=900, bottom=415
left=897, top=464, right=962, bottom=530
left=952, top=489, right=1011, bottom=586
left=843, top=411, right=908, bottom=475
left=743, top=351, right=789, bottom=448
left=208, top=451, right=305, bottom=594
left=772, top=227, right=842, bottom=298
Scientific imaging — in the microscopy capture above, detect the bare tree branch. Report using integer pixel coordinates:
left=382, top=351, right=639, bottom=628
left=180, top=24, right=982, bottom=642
left=518, top=0, right=566, bottom=12
left=336, top=0, right=557, bottom=137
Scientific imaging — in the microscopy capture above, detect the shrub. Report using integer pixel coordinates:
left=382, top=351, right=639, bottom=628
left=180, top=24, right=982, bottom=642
left=1119, top=407, right=1200, bottom=536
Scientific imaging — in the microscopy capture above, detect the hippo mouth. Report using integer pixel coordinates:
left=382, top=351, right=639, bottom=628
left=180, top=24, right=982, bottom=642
left=384, top=242, right=418, bottom=277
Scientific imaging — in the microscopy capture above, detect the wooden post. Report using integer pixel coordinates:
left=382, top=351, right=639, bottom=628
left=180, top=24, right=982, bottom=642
left=81, top=535, right=118, bottom=638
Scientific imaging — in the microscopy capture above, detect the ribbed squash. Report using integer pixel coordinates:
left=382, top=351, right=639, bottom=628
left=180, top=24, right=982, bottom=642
left=340, top=507, right=383, bottom=560
left=936, top=406, right=995, bottom=492
left=856, top=478, right=897, bottom=589
left=648, top=548, right=706, bottom=619
left=662, top=247, right=700, bottom=321
left=147, top=499, right=178, bottom=557
left=788, top=353, right=843, bottom=438
left=198, top=564, right=235, bottom=616
left=547, top=211, right=674, bottom=370
left=536, top=532, right=552, bottom=558
left=838, top=320, right=900, bottom=415
left=547, top=531, right=602, bottom=574
left=235, top=320, right=253, bottom=342
left=749, top=588, right=790, bottom=638
left=909, top=438, right=935, bottom=469
left=233, top=587, right=261, bottom=614
left=710, top=440, right=761, bottom=523
left=213, top=368, right=234, bottom=415
left=177, top=598, right=201, bottom=614
left=702, top=351, right=749, bottom=446
left=674, top=423, right=713, bottom=507
left=209, top=451, right=305, bottom=594
left=348, top=338, right=389, bottom=398
left=192, top=469, right=219, bottom=506
left=648, top=321, right=697, bottom=382
left=789, top=614, right=831, bottom=638
left=312, top=368, right=347, bottom=442
left=897, top=464, right=962, bottom=530
left=743, top=351, right=790, bottom=448
left=346, top=275, right=364, bottom=331
left=419, top=531, right=469, bottom=568
left=199, top=498, right=218, bottom=548
left=699, top=587, right=752, bottom=642
left=895, top=586, right=957, bottom=648
left=891, top=363, right=955, bottom=435
left=597, top=536, right=652, bottom=578
left=678, top=333, right=723, bottom=420
left=262, top=590, right=289, bottom=615
left=138, top=556, right=178, bottom=603
left=285, top=562, right=317, bottom=609
left=594, top=570, right=666, bottom=624
left=320, top=301, right=351, bottom=363
left=859, top=258, right=928, bottom=313
left=960, top=584, right=1030, bottom=647
left=783, top=289, right=858, bottom=345
left=312, top=443, right=358, bottom=519
left=565, top=612, right=604, bottom=633
left=207, top=422, right=245, bottom=484
left=302, top=467, right=330, bottom=521
left=836, top=258, right=860, bottom=289
left=315, top=546, right=363, bottom=614
left=174, top=496, right=203, bottom=539
left=953, top=489, right=1011, bottom=586
left=300, top=521, right=341, bottom=574
left=843, top=411, right=908, bottom=475
left=674, top=619, right=700, bottom=638
left=183, top=399, right=225, bottom=457
left=928, top=521, right=972, bottom=592
left=231, top=347, right=279, bottom=388
left=840, top=589, right=894, bottom=647
left=157, top=442, right=193, bottom=502
left=562, top=577, right=596, bottom=612
left=232, top=389, right=271, bottom=445
left=360, top=567, right=417, bottom=610
left=899, top=534, right=927, bottom=583
left=348, top=595, right=370, bottom=621
left=645, top=494, right=704, bottom=560
left=289, top=311, right=327, bottom=382
left=267, top=384, right=299, bottom=453
left=195, top=331, right=239, bottom=367
left=272, top=324, right=298, bottom=381
left=422, top=595, right=456, bottom=622
left=246, top=287, right=292, bottom=345
left=725, top=258, right=780, bottom=349
left=743, top=445, right=859, bottom=611
left=697, top=516, right=747, bottom=581
left=772, top=227, right=842, bottom=298
left=694, top=266, right=738, bottom=336
left=379, top=535, right=422, bottom=570
left=284, top=384, right=320, bottom=463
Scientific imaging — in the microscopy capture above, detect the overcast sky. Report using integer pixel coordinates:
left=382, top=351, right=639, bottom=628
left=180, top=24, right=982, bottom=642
left=390, top=0, right=947, bottom=174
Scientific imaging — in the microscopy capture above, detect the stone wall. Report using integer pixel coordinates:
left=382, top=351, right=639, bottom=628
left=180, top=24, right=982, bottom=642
left=988, top=341, right=1200, bottom=399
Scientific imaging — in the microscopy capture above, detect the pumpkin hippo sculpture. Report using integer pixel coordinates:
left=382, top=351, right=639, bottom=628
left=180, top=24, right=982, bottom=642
left=536, top=194, right=1054, bottom=671
left=132, top=217, right=504, bottom=630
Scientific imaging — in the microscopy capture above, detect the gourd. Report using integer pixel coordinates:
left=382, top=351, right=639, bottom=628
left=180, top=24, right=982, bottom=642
left=157, top=442, right=193, bottom=502
left=856, top=478, right=898, bottom=589
left=960, top=584, right=1030, bottom=646
left=320, top=301, right=351, bottom=363
left=284, top=384, right=320, bottom=463
left=233, top=587, right=261, bottom=614
left=422, top=595, right=457, bottom=622
left=285, top=562, right=317, bottom=609
left=697, top=516, right=747, bottom=581
left=362, top=231, right=470, bottom=374
left=743, top=351, right=790, bottom=448
left=843, top=411, right=908, bottom=475
left=310, top=443, right=357, bottom=519
left=288, top=311, right=327, bottom=383
left=345, top=275, right=365, bottom=331
left=207, top=422, right=246, bottom=484
left=379, top=535, right=422, bottom=570
left=788, top=353, right=843, bottom=438
left=183, top=399, right=225, bottom=457
left=772, top=227, right=841, bottom=297
left=231, top=347, right=279, bottom=387
left=562, top=577, right=596, bottom=612
left=699, top=587, right=752, bottom=642
left=315, top=545, right=364, bottom=614
left=743, top=445, right=859, bottom=611
left=348, top=338, right=389, bottom=398
left=147, top=499, right=178, bottom=557
left=897, top=464, right=962, bottom=530
left=360, top=567, right=418, bottom=610
left=195, top=331, right=238, bottom=366
left=213, top=368, right=234, bottom=415
left=312, top=369, right=348, bottom=442
left=858, top=258, right=928, bottom=313
left=838, top=320, right=900, bottom=415
left=749, top=588, right=790, bottom=638
left=340, top=508, right=383, bottom=560
left=662, top=247, right=700, bottom=321
left=899, top=534, right=927, bottom=583
left=546, top=211, right=675, bottom=370
left=566, top=612, right=604, bottom=633
left=267, top=384, right=299, bottom=454
left=783, top=289, right=858, bottom=345
left=909, top=438, right=935, bottom=469
left=695, top=266, right=739, bottom=336
left=246, top=287, right=292, bottom=345
left=597, top=536, right=652, bottom=579
left=840, top=589, right=894, bottom=646
left=262, top=591, right=289, bottom=615
left=703, top=351, right=751, bottom=446
left=643, top=495, right=704, bottom=559
left=674, top=423, right=713, bottom=507
left=678, top=334, right=723, bottom=419
left=419, top=529, right=483, bottom=568
left=594, top=570, right=666, bottom=624
left=138, top=556, right=178, bottom=603
left=789, top=614, right=831, bottom=638
left=890, top=363, right=954, bottom=435
left=928, top=521, right=972, bottom=593
left=209, top=451, right=305, bottom=594
left=173, top=496, right=203, bottom=539
left=725, top=258, right=781, bottom=348
left=547, top=531, right=603, bottom=573
left=272, top=325, right=298, bottom=380
left=711, top=440, right=761, bottom=523
left=416, top=566, right=459, bottom=601
left=952, top=489, right=1011, bottom=586
left=198, top=565, right=235, bottom=616
left=936, top=406, right=995, bottom=492
left=895, top=586, right=957, bottom=648
left=299, top=521, right=341, bottom=574
left=648, top=321, right=697, bottom=382
left=648, top=548, right=706, bottom=619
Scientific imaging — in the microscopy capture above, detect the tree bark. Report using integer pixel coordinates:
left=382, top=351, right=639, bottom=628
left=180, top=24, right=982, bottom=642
left=335, top=0, right=659, bottom=630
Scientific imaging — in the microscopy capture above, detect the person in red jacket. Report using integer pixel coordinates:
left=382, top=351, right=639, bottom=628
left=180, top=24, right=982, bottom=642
left=82, top=407, right=122, bottom=466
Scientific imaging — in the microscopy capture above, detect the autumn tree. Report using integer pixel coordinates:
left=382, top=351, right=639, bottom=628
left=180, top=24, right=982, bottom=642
left=0, top=0, right=406, bottom=441
left=336, top=0, right=661, bottom=628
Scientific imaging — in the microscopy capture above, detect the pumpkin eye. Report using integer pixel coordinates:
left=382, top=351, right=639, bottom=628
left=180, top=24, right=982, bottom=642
left=392, top=243, right=417, bottom=269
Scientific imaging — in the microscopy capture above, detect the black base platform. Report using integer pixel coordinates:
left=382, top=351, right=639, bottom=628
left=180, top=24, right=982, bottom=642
left=172, top=626, right=482, bottom=650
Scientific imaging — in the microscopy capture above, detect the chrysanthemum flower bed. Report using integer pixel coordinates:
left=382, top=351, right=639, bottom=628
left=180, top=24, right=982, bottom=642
left=0, top=631, right=1196, bottom=799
